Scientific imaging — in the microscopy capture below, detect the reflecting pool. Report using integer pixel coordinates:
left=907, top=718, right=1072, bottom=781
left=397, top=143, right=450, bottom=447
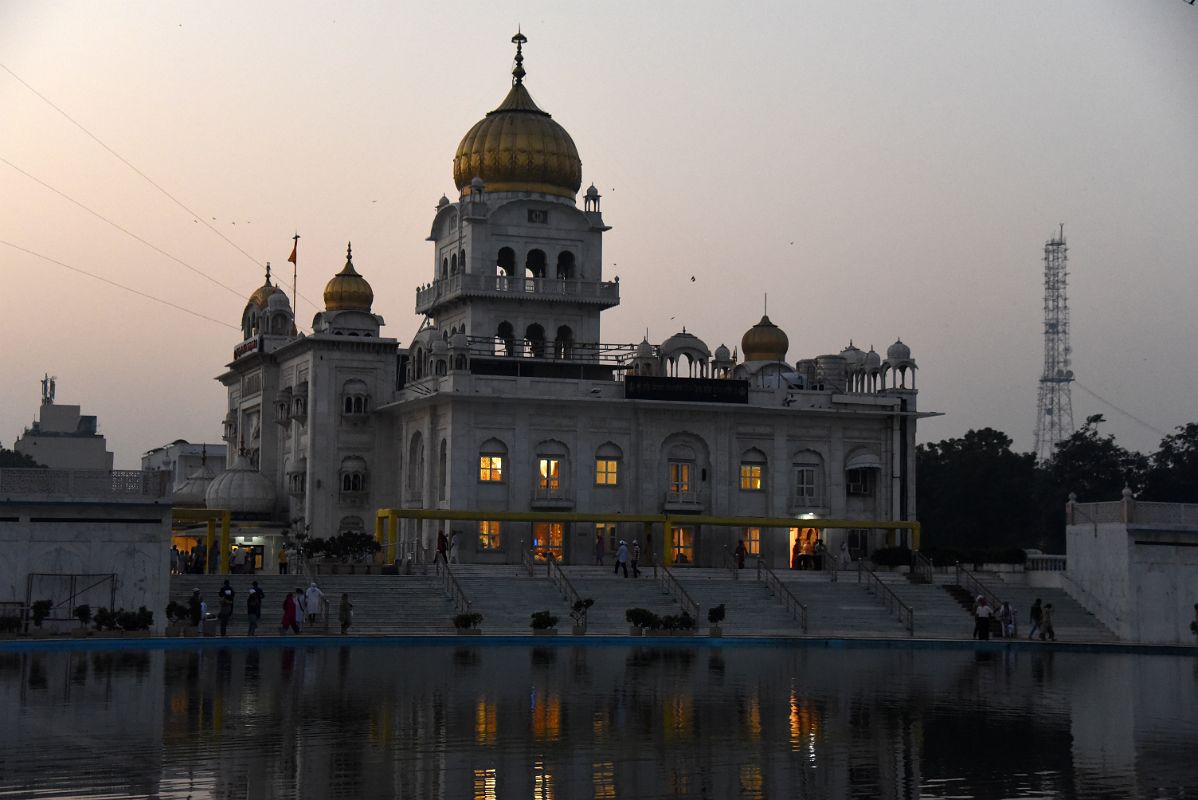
left=1, top=643, right=1196, bottom=798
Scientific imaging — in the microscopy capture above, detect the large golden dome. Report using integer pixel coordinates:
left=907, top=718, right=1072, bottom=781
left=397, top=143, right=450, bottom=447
left=323, top=243, right=374, bottom=312
left=741, top=315, right=790, bottom=362
left=452, top=33, right=582, bottom=200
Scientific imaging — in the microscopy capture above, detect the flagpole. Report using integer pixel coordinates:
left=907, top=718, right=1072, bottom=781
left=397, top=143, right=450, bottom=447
left=289, top=232, right=300, bottom=313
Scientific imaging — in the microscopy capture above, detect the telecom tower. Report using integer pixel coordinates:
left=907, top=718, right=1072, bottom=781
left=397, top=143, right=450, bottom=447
left=1033, top=224, right=1075, bottom=460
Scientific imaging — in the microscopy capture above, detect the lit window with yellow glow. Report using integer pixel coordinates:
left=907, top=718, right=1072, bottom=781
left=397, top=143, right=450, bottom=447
left=538, top=458, right=560, bottom=490
left=478, top=520, right=501, bottom=550
left=669, top=461, right=691, bottom=493
left=595, top=458, right=619, bottom=486
left=479, top=455, right=504, bottom=482
left=744, top=527, right=761, bottom=556
left=740, top=463, right=763, bottom=491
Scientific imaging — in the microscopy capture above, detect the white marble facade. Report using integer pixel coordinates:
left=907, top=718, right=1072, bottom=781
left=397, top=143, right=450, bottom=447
left=207, top=38, right=926, bottom=568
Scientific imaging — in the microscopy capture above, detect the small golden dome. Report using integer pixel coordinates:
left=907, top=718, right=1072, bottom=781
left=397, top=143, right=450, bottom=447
left=323, top=243, right=374, bottom=312
left=453, top=33, right=582, bottom=200
left=248, top=264, right=283, bottom=307
left=741, top=315, right=790, bottom=362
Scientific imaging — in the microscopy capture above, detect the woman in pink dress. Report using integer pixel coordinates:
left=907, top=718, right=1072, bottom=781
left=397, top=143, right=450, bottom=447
left=280, top=591, right=298, bottom=634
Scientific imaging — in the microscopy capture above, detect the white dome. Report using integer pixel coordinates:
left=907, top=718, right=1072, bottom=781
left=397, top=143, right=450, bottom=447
left=714, top=343, right=731, bottom=361
left=864, top=347, right=882, bottom=369
left=171, top=463, right=217, bottom=507
left=661, top=329, right=710, bottom=358
left=267, top=291, right=292, bottom=312
left=636, top=338, right=654, bottom=358
left=886, top=339, right=911, bottom=362
left=840, top=342, right=865, bottom=367
left=204, top=454, right=276, bottom=515
left=450, top=330, right=469, bottom=350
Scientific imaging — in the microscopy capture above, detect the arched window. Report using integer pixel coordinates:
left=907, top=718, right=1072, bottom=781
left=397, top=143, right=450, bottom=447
left=555, top=251, right=576, bottom=280
left=792, top=450, right=825, bottom=508
left=459, top=249, right=466, bottom=273
left=534, top=440, right=568, bottom=495
left=342, top=379, right=369, bottom=416
left=441, top=257, right=449, bottom=279
left=525, top=249, right=547, bottom=281
left=496, top=248, right=515, bottom=289
left=478, top=438, right=507, bottom=483
left=667, top=442, right=696, bottom=494
left=554, top=325, right=573, bottom=360
left=525, top=323, right=545, bottom=358
left=407, top=432, right=424, bottom=493
left=739, top=448, right=767, bottom=491
left=496, top=321, right=515, bottom=357
left=595, top=442, right=622, bottom=487
left=450, top=253, right=457, bottom=275
left=340, top=456, right=367, bottom=494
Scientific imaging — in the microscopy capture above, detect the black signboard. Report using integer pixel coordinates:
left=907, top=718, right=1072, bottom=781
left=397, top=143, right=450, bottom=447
left=625, top=375, right=749, bottom=404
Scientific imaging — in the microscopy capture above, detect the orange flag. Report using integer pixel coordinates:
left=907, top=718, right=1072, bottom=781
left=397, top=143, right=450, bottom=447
left=287, top=242, right=297, bottom=264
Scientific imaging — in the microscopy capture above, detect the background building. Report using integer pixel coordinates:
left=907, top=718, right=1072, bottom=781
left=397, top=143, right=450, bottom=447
left=13, top=376, right=114, bottom=470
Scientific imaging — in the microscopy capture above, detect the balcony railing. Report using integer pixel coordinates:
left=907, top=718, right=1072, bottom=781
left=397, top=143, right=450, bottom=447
left=0, top=469, right=170, bottom=500
left=416, top=273, right=620, bottom=313
left=663, top=490, right=701, bottom=510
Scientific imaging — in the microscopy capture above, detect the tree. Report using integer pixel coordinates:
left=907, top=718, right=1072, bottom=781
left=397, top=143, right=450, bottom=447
left=916, top=428, right=1043, bottom=553
left=1141, top=423, right=1198, bottom=503
left=0, top=447, right=42, bottom=468
left=1044, top=414, right=1148, bottom=502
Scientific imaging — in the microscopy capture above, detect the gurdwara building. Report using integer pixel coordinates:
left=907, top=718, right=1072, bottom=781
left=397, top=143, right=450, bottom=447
left=204, top=35, right=926, bottom=570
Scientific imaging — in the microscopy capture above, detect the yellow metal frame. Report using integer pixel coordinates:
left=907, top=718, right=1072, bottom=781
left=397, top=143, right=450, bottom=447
left=171, top=508, right=233, bottom=575
left=375, top=508, right=919, bottom=566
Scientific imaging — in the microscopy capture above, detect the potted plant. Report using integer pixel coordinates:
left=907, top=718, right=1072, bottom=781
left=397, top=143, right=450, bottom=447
left=0, top=613, right=21, bottom=638
left=570, top=598, right=594, bottom=636
left=677, top=611, right=696, bottom=636
left=625, top=607, right=659, bottom=636
left=530, top=610, right=559, bottom=636
left=92, top=606, right=120, bottom=638
left=72, top=604, right=92, bottom=638
left=30, top=599, right=52, bottom=637
left=118, top=606, right=154, bottom=637
left=164, top=601, right=186, bottom=637
left=707, top=603, right=725, bottom=638
left=453, top=611, right=483, bottom=636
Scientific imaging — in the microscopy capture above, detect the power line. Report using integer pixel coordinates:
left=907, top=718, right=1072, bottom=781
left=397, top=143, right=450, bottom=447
left=0, top=62, right=263, bottom=271
left=1073, top=380, right=1170, bottom=441
left=0, top=155, right=246, bottom=299
left=0, top=239, right=239, bottom=330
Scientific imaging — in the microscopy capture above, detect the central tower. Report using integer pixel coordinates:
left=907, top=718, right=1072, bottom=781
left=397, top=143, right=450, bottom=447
left=1033, top=224, right=1075, bottom=460
left=415, top=32, right=617, bottom=365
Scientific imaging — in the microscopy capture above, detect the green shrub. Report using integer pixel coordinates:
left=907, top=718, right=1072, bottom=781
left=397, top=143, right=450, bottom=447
left=30, top=599, right=52, bottom=627
left=73, top=604, right=91, bottom=626
left=529, top=610, right=559, bottom=630
left=93, top=607, right=115, bottom=631
left=625, top=608, right=660, bottom=630
left=707, top=604, right=726, bottom=625
left=453, top=612, right=483, bottom=630
left=165, top=601, right=186, bottom=623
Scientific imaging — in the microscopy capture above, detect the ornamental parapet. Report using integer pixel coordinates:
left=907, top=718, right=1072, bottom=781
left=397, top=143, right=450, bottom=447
left=0, top=468, right=170, bottom=501
left=415, top=273, right=619, bottom=314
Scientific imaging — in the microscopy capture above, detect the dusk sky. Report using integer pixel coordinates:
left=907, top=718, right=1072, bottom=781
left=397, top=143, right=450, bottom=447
left=2, top=2, right=1196, bottom=469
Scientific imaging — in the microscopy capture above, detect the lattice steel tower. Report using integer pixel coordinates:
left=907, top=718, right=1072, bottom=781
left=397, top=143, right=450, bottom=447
left=1033, top=224, right=1075, bottom=460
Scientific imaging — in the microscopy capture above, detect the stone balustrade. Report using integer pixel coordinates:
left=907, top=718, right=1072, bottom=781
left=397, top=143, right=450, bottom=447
left=0, top=468, right=170, bottom=500
left=415, top=273, right=619, bottom=313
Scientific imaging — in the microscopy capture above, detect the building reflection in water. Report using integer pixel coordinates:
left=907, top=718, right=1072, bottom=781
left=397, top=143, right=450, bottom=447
left=1, top=644, right=1196, bottom=799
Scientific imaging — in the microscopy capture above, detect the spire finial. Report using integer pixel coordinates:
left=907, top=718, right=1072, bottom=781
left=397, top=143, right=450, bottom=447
left=346, top=242, right=353, bottom=262
left=512, top=28, right=527, bottom=85
left=265, top=262, right=272, bottom=284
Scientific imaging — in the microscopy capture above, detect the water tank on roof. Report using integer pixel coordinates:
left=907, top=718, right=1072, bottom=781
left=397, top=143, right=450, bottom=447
left=815, top=355, right=848, bottom=393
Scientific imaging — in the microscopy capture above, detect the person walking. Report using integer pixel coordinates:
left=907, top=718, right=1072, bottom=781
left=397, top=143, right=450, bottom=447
left=217, top=580, right=235, bottom=637
left=278, top=546, right=289, bottom=575
left=435, top=529, right=448, bottom=565
left=1028, top=598, right=1043, bottom=640
left=734, top=539, right=747, bottom=569
left=974, top=596, right=993, bottom=641
left=631, top=539, right=641, bottom=578
left=1040, top=603, right=1056, bottom=641
left=280, top=590, right=299, bottom=635
left=188, top=588, right=203, bottom=629
left=999, top=601, right=1016, bottom=638
left=339, top=593, right=353, bottom=635
left=305, top=582, right=325, bottom=627
left=594, top=532, right=606, bottom=566
left=449, top=530, right=461, bottom=564
left=170, top=545, right=180, bottom=575
left=293, top=588, right=307, bottom=633
left=614, top=539, right=629, bottom=578
left=246, top=580, right=264, bottom=635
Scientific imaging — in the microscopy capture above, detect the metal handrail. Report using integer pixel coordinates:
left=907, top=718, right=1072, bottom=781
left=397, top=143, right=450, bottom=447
left=858, top=561, right=915, bottom=635
left=657, top=562, right=700, bottom=621
left=722, top=546, right=739, bottom=580
left=546, top=554, right=587, bottom=630
left=435, top=559, right=472, bottom=613
left=955, top=562, right=1001, bottom=612
left=520, top=539, right=534, bottom=577
left=911, top=551, right=935, bottom=584
left=756, top=557, right=808, bottom=633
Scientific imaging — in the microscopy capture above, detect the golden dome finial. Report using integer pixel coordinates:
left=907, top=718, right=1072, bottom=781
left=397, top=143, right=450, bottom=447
left=512, top=28, right=527, bottom=85
left=323, top=241, right=374, bottom=311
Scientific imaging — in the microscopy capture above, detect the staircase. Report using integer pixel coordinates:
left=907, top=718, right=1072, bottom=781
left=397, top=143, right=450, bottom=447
left=450, top=564, right=571, bottom=633
left=561, top=565, right=683, bottom=634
